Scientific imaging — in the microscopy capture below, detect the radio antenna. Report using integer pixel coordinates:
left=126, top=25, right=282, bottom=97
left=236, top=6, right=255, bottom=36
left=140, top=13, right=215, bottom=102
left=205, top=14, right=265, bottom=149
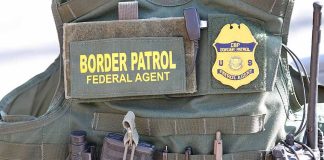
left=306, top=1, right=322, bottom=150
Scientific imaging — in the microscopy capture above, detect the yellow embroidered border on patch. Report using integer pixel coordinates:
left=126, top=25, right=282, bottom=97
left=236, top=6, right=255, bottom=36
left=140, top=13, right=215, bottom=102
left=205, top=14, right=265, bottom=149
left=212, top=23, right=259, bottom=89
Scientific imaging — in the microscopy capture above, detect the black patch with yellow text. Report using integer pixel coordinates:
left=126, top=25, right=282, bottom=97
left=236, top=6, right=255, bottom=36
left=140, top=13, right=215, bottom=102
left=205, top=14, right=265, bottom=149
left=68, top=37, right=186, bottom=99
left=63, top=18, right=198, bottom=100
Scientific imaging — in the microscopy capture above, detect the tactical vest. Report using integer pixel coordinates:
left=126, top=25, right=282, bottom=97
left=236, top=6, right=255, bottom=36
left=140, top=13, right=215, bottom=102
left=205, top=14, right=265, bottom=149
left=0, top=0, right=324, bottom=159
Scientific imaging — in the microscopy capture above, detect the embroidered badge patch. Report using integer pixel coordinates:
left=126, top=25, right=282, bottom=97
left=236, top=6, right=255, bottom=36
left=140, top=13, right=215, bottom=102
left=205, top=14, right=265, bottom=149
left=212, top=23, right=259, bottom=89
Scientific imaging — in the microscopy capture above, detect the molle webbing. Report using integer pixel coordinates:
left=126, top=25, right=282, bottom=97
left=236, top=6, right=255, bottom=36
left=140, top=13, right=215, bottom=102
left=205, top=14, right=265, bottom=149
left=0, top=141, right=67, bottom=160
left=154, top=151, right=271, bottom=160
left=92, top=113, right=265, bottom=135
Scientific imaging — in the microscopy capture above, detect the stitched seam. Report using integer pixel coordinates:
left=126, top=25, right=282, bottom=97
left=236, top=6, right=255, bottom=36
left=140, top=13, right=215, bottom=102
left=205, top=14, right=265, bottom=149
left=232, top=117, right=236, bottom=134
left=147, top=119, right=151, bottom=136
left=96, top=113, right=99, bottom=130
left=174, top=120, right=177, bottom=135
left=269, top=0, right=277, bottom=13
left=203, top=118, right=207, bottom=134
left=66, top=4, right=77, bottom=18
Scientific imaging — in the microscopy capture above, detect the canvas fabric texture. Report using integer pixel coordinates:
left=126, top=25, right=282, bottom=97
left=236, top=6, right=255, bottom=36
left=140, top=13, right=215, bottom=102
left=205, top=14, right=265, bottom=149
left=0, top=0, right=323, bottom=160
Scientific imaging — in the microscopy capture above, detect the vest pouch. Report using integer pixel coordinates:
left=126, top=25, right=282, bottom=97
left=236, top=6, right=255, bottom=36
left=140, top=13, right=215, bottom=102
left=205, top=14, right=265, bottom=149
left=0, top=112, right=69, bottom=160
left=0, top=97, right=70, bottom=160
left=198, top=14, right=282, bottom=95
left=63, top=18, right=197, bottom=100
left=0, top=67, right=70, bottom=159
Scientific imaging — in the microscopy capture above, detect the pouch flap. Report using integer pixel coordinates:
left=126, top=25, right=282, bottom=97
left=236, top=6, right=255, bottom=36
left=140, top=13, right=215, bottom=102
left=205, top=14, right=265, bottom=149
left=63, top=17, right=197, bottom=100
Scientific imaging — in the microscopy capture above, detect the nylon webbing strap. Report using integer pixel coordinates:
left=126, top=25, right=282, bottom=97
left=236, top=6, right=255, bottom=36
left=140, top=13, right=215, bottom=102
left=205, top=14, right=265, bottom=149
left=57, top=0, right=110, bottom=23
left=118, top=1, right=138, bottom=20
left=92, top=113, right=265, bottom=136
left=0, top=141, right=67, bottom=160
left=154, top=151, right=271, bottom=160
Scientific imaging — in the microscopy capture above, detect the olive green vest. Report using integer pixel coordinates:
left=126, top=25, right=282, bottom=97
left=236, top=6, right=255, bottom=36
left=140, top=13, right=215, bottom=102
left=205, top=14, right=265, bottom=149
left=0, top=0, right=323, bottom=159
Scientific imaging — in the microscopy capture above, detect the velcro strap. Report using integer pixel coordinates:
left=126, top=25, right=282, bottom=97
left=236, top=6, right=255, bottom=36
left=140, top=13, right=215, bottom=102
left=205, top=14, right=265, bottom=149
left=57, top=0, right=111, bottom=23
left=92, top=113, right=265, bottom=135
left=0, top=141, right=67, bottom=160
left=118, top=1, right=138, bottom=20
left=154, top=151, right=271, bottom=160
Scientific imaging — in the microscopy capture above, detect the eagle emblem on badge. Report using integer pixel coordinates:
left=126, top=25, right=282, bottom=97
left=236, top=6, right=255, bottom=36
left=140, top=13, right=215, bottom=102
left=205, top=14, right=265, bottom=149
left=212, top=23, right=259, bottom=89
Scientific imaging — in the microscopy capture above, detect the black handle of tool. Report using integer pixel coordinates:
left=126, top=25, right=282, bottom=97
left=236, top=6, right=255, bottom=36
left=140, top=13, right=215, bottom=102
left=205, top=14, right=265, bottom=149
left=307, top=1, right=322, bottom=150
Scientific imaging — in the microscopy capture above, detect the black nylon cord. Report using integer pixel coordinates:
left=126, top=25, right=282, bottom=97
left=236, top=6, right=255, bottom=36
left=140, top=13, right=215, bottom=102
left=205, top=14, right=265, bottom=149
left=282, top=44, right=310, bottom=137
left=280, top=140, right=301, bottom=160
left=294, top=140, right=316, bottom=159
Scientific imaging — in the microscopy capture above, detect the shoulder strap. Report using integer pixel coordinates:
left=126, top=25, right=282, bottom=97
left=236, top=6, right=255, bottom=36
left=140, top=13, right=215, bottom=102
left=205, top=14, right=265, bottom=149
left=51, top=0, right=295, bottom=48
left=57, top=0, right=111, bottom=23
left=51, top=0, right=118, bottom=47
